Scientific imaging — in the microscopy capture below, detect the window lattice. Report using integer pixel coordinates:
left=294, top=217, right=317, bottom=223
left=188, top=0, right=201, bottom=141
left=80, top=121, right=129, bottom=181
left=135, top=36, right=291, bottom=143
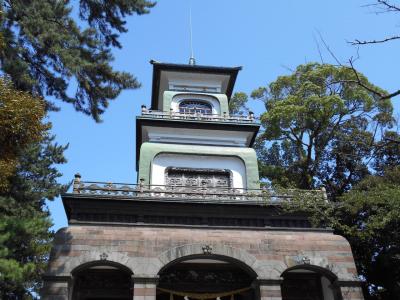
left=166, top=168, right=231, bottom=188
left=179, top=100, right=212, bottom=115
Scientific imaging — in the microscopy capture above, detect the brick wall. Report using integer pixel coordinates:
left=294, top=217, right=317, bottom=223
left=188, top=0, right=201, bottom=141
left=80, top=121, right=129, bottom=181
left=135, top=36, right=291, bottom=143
left=42, top=225, right=363, bottom=300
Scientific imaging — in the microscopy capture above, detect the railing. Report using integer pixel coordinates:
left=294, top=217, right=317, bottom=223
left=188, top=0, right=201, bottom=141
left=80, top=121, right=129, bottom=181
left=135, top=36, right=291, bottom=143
left=71, top=174, right=326, bottom=204
left=140, top=108, right=259, bottom=124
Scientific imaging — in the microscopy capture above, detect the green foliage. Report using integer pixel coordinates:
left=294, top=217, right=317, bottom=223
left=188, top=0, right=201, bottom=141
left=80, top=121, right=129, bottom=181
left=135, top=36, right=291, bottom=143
left=0, top=134, right=67, bottom=299
left=280, top=167, right=400, bottom=300
left=373, top=131, right=400, bottom=175
left=0, top=78, right=49, bottom=191
left=0, top=78, right=67, bottom=298
left=229, top=92, right=249, bottom=114
left=252, top=63, right=393, bottom=197
left=0, top=197, right=53, bottom=299
left=0, top=0, right=155, bottom=121
left=338, top=168, right=400, bottom=300
left=0, top=0, right=156, bottom=297
left=243, top=63, right=399, bottom=299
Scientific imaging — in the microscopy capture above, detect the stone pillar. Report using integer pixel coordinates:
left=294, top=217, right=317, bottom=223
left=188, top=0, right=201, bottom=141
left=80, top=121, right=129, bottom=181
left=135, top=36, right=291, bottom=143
left=40, top=276, right=71, bottom=300
left=133, top=276, right=158, bottom=300
left=258, top=279, right=282, bottom=300
left=339, top=283, right=364, bottom=300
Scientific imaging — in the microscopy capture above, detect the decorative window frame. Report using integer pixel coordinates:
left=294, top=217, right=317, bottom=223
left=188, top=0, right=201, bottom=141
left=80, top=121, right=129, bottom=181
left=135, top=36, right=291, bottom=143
left=178, top=100, right=213, bottom=115
left=164, top=167, right=234, bottom=188
left=171, top=93, right=220, bottom=115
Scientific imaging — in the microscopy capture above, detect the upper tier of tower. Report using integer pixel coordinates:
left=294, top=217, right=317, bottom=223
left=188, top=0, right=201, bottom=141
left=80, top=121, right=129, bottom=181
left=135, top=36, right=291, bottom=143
left=149, top=60, right=242, bottom=111
left=136, top=61, right=260, bottom=173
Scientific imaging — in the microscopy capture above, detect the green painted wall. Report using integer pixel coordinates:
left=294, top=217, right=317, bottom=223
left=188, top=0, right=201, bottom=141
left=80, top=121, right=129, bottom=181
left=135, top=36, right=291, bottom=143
left=162, top=91, right=229, bottom=116
left=138, top=143, right=260, bottom=189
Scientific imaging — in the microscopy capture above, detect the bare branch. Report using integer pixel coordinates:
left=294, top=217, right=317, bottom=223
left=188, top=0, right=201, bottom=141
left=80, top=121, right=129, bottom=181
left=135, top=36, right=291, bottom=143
left=316, top=30, right=342, bottom=65
left=313, top=33, right=325, bottom=64
left=348, top=58, right=382, bottom=95
left=280, top=64, right=295, bottom=73
left=350, top=1, right=400, bottom=45
left=377, top=0, right=400, bottom=12
left=351, top=35, right=400, bottom=45
left=346, top=59, right=400, bottom=100
left=313, top=27, right=400, bottom=100
left=382, top=89, right=400, bottom=99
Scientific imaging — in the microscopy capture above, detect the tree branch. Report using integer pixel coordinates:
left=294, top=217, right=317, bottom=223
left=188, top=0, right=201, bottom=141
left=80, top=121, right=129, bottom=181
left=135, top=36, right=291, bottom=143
left=351, top=35, right=400, bottom=45
left=384, top=137, right=400, bottom=144
left=346, top=59, right=400, bottom=100
left=377, top=0, right=400, bottom=12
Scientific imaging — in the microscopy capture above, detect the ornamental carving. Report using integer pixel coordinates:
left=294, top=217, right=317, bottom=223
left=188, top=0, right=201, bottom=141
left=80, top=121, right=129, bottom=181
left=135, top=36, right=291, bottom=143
left=165, top=167, right=232, bottom=189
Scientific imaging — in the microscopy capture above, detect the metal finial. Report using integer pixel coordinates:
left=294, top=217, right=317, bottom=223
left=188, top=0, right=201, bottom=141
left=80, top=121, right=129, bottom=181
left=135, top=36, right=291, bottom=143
left=188, top=3, right=196, bottom=65
left=189, top=56, right=196, bottom=66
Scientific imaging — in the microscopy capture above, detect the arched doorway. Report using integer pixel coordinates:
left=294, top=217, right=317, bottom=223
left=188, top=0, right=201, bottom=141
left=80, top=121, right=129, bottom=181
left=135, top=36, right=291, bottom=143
left=71, top=261, right=133, bottom=300
left=281, top=265, right=341, bottom=300
left=157, top=255, right=256, bottom=300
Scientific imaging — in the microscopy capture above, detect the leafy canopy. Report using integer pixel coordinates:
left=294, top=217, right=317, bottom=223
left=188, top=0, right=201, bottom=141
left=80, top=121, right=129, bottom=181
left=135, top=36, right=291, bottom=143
left=252, top=63, right=393, bottom=197
left=0, top=0, right=155, bottom=121
left=0, top=78, right=48, bottom=191
left=241, top=62, right=399, bottom=300
left=338, top=167, right=400, bottom=300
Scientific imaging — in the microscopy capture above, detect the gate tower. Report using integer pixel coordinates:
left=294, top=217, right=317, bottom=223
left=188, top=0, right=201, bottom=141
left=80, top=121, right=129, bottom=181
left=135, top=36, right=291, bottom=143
left=42, top=60, right=364, bottom=300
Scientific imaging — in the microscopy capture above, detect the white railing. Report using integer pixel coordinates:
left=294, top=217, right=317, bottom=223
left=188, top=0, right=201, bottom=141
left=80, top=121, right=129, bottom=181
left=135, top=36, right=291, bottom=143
left=140, top=109, right=258, bottom=124
left=71, top=175, right=326, bottom=204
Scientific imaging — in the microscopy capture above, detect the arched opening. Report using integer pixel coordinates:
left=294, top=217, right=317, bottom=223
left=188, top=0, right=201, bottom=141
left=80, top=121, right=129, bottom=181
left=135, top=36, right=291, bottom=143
left=157, top=255, right=256, bottom=300
left=179, top=100, right=213, bottom=115
left=281, top=265, right=341, bottom=300
left=71, top=261, right=133, bottom=300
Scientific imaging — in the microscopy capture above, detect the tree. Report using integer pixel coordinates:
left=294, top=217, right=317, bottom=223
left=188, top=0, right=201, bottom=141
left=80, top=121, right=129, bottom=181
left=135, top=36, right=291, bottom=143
left=285, top=166, right=400, bottom=300
left=241, top=63, right=399, bottom=299
left=0, top=0, right=155, bottom=122
left=0, top=79, right=67, bottom=299
left=250, top=63, right=393, bottom=198
left=337, top=167, right=400, bottom=300
left=0, top=1, right=156, bottom=296
left=373, top=131, right=400, bottom=174
left=0, top=78, right=48, bottom=192
left=229, top=92, right=249, bottom=115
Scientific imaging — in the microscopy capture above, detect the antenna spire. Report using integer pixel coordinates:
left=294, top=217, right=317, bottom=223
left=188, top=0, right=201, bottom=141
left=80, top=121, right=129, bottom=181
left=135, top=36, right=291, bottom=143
left=188, top=4, right=196, bottom=65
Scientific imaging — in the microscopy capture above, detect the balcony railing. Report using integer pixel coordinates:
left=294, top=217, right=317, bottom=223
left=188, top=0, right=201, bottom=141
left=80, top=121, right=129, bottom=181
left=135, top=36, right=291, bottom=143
left=140, top=108, right=259, bottom=124
left=71, top=174, right=326, bottom=205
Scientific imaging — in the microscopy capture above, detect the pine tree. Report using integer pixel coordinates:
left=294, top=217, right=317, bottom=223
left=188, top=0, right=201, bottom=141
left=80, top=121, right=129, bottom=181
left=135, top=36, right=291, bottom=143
left=0, top=0, right=155, bottom=121
left=0, top=1, right=155, bottom=297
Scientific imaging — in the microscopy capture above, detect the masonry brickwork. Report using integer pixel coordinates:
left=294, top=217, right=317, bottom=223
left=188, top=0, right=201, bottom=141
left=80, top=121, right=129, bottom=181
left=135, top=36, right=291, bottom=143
left=42, top=224, right=362, bottom=300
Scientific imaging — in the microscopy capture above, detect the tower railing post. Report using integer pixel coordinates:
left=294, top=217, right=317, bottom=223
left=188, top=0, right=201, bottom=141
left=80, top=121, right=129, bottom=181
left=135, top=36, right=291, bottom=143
left=139, top=178, right=145, bottom=193
left=141, top=104, right=147, bottom=115
left=73, top=173, right=81, bottom=193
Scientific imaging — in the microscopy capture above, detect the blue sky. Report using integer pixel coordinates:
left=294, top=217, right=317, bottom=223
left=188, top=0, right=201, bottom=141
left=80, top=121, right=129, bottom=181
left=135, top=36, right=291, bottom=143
left=47, top=0, right=400, bottom=230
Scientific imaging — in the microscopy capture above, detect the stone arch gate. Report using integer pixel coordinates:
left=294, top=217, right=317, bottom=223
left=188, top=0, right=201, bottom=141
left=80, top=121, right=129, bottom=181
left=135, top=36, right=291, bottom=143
left=41, top=225, right=363, bottom=300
